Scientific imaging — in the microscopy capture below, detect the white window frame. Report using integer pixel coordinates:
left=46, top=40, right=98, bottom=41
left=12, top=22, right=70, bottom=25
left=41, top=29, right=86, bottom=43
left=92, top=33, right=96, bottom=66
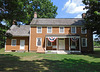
left=47, top=39, right=52, bottom=46
left=37, top=26, right=42, bottom=33
left=59, top=26, right=64, bottom=33
left=47, top=26, right=52, bottom=33
left=82, top=38, right=87, bottom=47
left=71, top=27, right=76, bottom=34
left=36, top=38, right=42, bottom=46
left=81, top=27, right=87, bottom=34
left=11, top=39, right=17, bottom=46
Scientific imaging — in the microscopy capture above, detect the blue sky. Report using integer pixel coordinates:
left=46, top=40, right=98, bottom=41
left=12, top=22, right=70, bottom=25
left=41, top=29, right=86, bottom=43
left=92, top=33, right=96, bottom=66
left=51, top=0, right=87, bottom=18
left=51, top=0, right=97, bottom=38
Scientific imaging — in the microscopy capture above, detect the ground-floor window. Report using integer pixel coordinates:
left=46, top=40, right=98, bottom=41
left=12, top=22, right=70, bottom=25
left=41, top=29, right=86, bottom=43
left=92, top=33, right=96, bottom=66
left=82, top=38, right=87, bottom=47
left=36, top=38, right=42, bottom=46
left=11, top=39, right=17, bottom=46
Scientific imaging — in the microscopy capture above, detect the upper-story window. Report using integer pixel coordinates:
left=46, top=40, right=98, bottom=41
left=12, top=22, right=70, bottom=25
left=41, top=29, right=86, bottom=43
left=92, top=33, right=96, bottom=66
left=47, top=26, right=52, bottom=33
left=11, top=39, right=17, bottom=46
left=37, top=26, right=42, bottom=33
left=81, top=27, right=87, bottom=34
left=71, top=27, right=76, bottom=34
left=59, top=26, right=64, bottom=33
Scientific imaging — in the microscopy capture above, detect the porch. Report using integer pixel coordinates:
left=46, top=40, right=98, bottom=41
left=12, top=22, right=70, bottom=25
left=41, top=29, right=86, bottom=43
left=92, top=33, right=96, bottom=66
left=45, top=34, right=81, bottom=54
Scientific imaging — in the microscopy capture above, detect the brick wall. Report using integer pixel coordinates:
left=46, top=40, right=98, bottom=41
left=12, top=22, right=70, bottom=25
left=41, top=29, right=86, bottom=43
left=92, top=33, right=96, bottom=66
left=6, top=37, right=29, bottom=52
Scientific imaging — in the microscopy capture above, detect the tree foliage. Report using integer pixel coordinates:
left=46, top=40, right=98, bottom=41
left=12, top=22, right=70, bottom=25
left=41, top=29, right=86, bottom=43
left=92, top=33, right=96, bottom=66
left=82, top=0, right=100, bottom=35
left=0, top=0, right=58, bottom=25
left=0, top=0, right=58, bottom=48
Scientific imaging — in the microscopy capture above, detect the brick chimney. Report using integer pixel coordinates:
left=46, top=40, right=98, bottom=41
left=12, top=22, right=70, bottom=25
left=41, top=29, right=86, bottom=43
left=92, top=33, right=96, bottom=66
left=82, top=13, right=86, bottom=18
left=34, top=12, right=37, bottom=18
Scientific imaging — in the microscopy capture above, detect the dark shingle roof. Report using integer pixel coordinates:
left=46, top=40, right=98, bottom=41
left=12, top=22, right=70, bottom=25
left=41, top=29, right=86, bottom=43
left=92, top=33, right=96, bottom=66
left=6, top=25, right=30, bottom=36
left=30, top=18, right=84, bottom=26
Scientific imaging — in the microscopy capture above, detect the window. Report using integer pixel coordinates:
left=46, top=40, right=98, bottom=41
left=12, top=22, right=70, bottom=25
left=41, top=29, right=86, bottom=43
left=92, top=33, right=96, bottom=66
left=47, top=26, right=52, bottom=33
left=37, top=26, right=42, bottom=33
left=47, top=40, right=52, bottom=46
left=11, top=39, right=16, bottom=46
left=81, top=27, right=87, bottom=34
left=71, top=27, right=76, bottom=33
left=36, top=38, right=42, bottom=46
left=82, top=38, right=87, bottom=47
left=59, top=27, right=64, bottom=33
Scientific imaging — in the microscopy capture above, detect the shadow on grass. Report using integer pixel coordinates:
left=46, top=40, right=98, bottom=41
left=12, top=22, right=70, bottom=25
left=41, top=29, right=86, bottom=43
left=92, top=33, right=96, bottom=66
left=84, top=48, right=100, bottom=58
left=0, top=54, right=100, bottom=72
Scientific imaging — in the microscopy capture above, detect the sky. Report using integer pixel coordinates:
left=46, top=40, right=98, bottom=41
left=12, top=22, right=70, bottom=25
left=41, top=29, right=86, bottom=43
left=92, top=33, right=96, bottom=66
left=51, top=0, right=97, bottom=38
left=51, top=0, right=87, bottom=18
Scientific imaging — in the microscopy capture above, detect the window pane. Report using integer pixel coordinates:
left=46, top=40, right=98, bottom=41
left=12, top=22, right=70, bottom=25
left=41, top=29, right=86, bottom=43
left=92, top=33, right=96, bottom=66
left=82, top=38, right=87, bottom=47
left=81, top=27, right=86, bottom=34
left=37, top=38, right=41, bottom=46
left=48, top=27, right=52, bottom=33
left=37, top=27, right=42, bottom=33
left=12, top=40, right=16, bottom=46
left=48, top=27, right=51, bottom=29
left=71, top=41, right=75, bottom=46
left=72, top=27, right=75, bottom=33
left=38, top=27, right=41, bottom=29
left=60, top=27, right=64, bottom=33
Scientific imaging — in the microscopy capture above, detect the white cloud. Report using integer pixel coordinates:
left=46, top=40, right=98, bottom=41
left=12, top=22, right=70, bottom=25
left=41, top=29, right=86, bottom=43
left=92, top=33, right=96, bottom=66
left=62, top=0, right=87, bottom=14
left=75, top=14, right=82, bottom=18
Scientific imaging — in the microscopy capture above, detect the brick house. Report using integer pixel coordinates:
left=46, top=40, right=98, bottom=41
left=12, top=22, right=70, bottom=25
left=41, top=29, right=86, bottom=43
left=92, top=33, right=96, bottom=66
left=5, top=12, right=93, bottom=54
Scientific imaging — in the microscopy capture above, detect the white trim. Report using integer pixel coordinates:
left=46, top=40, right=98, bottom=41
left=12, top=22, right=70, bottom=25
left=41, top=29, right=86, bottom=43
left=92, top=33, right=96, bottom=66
left=29, top=27, right=31, bottom=51
left=5, top=40, right=6, bottom=51
left=47, top=26, right=52, bottom=33
left=69, top=38, right=70, bottom=50
left=71, top=27, right=76, bottom=34
left=59, top=26, right=64, bottom=33
left=45, top=37, right=46, bottom=50
left=82, top=38, right=87, bottom=47
left=37, top=26, right=42, bottom=33
left=11, top=39, right=17, bottom=46
left=36, top=38, right=42, bottom=47
left=81, top=27, right=87, bottom=34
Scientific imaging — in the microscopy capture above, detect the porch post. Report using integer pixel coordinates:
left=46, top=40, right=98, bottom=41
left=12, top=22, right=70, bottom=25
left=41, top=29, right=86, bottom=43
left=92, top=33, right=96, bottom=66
left=69, top=38, right=71, bottom=50
left=79, top=38, right=81, bottom=51
left=45, top=37, right=46, bottom=50
left=56, top=38, right=58, bottom=50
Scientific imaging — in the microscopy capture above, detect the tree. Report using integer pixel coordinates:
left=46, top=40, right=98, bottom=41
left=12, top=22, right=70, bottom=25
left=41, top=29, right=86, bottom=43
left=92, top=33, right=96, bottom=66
left=0, top=0, right=58, bottom=25
left=82, top=0, right=100, bottom=36
left=0, top=0, right=58, bottom=48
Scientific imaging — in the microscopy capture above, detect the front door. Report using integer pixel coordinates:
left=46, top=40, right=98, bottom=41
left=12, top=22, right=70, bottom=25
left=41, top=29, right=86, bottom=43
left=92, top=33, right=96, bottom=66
left=20, top=40, right=25, bottom=50
left=59, top=38, right=65, bottom=50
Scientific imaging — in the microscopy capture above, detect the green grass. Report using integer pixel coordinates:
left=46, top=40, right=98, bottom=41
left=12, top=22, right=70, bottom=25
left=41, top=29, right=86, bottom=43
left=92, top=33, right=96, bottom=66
left=0, top=48, right=100, bottom=72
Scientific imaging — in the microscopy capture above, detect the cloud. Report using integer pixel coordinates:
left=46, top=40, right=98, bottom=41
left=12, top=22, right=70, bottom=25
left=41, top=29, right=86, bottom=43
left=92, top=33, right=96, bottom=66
left=62, top=0, right=87, bottom=14
left=75, top=14, right=82, bottom=18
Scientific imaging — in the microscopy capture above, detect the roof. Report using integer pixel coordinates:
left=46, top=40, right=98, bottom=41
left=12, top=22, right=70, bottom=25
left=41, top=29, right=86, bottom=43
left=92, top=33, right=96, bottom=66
left=30, top=18, right=84, bottom=26
left=6, top=25, right=30, bottom=36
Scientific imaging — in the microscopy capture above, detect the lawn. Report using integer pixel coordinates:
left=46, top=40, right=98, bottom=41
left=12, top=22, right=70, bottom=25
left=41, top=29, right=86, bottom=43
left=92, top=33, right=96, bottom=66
left=0, top=48, right=100, bottom=72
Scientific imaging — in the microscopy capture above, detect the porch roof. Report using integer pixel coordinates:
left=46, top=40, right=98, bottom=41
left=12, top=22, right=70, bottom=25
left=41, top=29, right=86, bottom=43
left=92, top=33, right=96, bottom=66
left=45, top=34, right=80, bottom=38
